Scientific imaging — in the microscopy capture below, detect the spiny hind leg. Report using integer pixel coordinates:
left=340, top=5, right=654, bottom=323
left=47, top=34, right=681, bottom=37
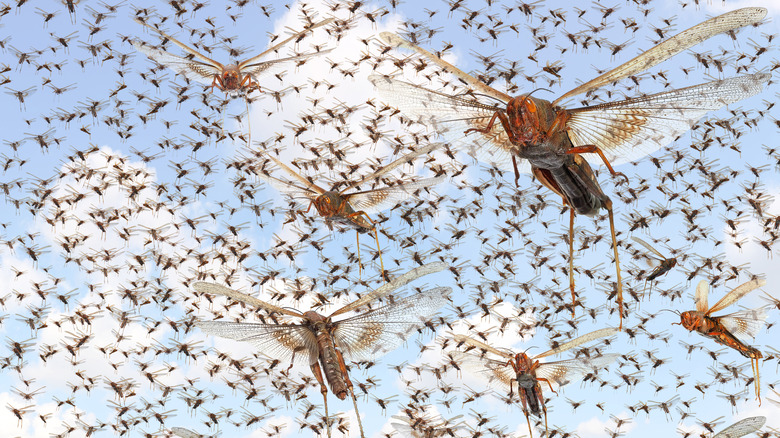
left=566, top=145, right=628, bottom=184
left=335, top=348, right=366, bottom=438
left=569, top=208, right=576, bottom=317
left=310, top=362, right=331, bottom=438
left=346, top=211, right=386, bottom=280
left=605, top=199, right=624, bottom=330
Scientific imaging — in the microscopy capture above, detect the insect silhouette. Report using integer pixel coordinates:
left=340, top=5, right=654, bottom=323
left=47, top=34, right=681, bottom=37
left=451, top=327, right=619, bottom=438
left=193, top=262, right=451, bottom=438
left=676, top=278, right=768, bottom=403
left=371, top=7, right=770, bottom=329
left=133, top=17, right=334, bottom=97
left=631, top=236, right=677, bottom=294
left=712, top=416, right=765, bottom=438
left=258, top=143, right=443, bottom=279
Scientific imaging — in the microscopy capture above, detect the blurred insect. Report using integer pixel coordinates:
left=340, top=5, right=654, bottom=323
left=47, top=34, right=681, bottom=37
left=676, top=279, right=768, bottom=402
left=259, top=143, right=443, bottom=279
left=133, top=17, right=334, bottom=98
left=171, top=427, right=217, bottom=438
left=451, top=327, right=619, bottom=438
left=712, top=416, right=765, bottom=438
left=372, top=7, right=769, bottom=329
left=631, top=236, right=677, bottom=294
left=194, top=262, right=451, bottom=438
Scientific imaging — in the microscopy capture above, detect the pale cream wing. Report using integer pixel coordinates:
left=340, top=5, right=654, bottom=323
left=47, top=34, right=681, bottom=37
left=369, top=75, right=529, bottom=174
left=713, top=416, right=766, bottom=438
left=535, top=328, right=618, bottom=359
left=695, top=280, right=709, bottom=313
left=331, top=287, right=450, bottom=360
left=566, top=74, right=770, bottom=167
left=715, top=309, right=768, bottom=342
left=536, top=353, right=620, bottom=387
left=192, top=282, right=301, bottom=317
left=554, top=7, right=767, bottom=104
left=708, top=278, right=767, bottom=314
left=345, top=176, right=444, bottom=214
left=196, top=320, right=318, bottom=365
left=133, top=41, right=221, bottom=86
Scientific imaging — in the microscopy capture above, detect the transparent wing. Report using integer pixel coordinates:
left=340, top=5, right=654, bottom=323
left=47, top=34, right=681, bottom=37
left=631, top=236, right=667, bottom=261
left=192, top=282, right=302, bottom=317
left=535, top=328, right=618, bottom=359
left=713, top=416, right=766, bottom=438
left=714, top=309, right=768, bottom=342
left=695, top=280, right=709, bottom=313
left=450, top=334, right=514, bottom=359
left=708, top=278, right=767, bottom=314
left=332, top=287, right=450, bottom=361
left=171, top=427, right=206, bottom=438
left=345, top=176, right=444, bottom=213
left=449, top=350, right=515, bottom=390
left=379, top=32, right=512, bottom=103
left=554, top=7, right=767, bottom=104
left=196, top=320, right=318, bottom=365
left=332, top=261, right=448, bottom=316
left=239, top=50, right=335, bottom=82
left=566, top=74, right=770, bottom=167
left=257, top=171, right=320, bottom=202
left=237, top=17, right=335, bottom=68
left=536, top=353, right=620, bottom=387
left=369, top=75, right=529, bottom=174
left=260, top=153, right=327, bottom=195
left=133, top=41, right=220, bottom=85
left=340, top=142, right=441, bottom=193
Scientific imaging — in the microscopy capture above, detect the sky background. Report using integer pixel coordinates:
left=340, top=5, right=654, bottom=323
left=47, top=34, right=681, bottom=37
left=1, top=0, right=780, bottom=437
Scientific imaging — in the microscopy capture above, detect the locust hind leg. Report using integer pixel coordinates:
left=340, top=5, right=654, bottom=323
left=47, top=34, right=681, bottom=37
left=604, top=199, right=624, bottom=330
left=346, top=210, right=386, bottom=282
left=355, top=230, right=363, bottom=281
left=310, top=362, right=331, bottom=438
left=569, top=208, right=576, bottom=317
left=752, top=356, right=761, bottom=405
left=334, top=347, right=366, bottom=438
left=565, top=145, right=629, bottom=184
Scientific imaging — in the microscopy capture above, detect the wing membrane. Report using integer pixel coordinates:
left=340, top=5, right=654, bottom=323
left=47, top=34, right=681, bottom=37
left=132, top=41, right=220, bottom=85
left=554, top=7, right=767, bottom=104
left=369, top=75, right=528, bottom=173
left=536, top=353, right=620, bottom=387
left=713, top=416, right=766, bottom=438
left=192, top=282, right=302, bottom=317
left=631, top=236, right=667, bottom=260
left=535, top=328, right=618, bottom=359
left=708, top=278, right=767, bottom=314
left=715, top=309, right=768, bottom=342
left=566, top=74, right=770, bottom=167
left=196, top=320, right=318, bottom=365
left=345, top=176, right=444, bottom=213
left=695, top=280, right=709, bottom=313
left=332, top=287, right=450, bottom=360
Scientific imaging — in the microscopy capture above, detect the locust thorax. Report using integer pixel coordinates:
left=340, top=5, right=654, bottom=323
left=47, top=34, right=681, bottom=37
left=220, top=66, right=243, bottom=90
left=506, top=96, right=546, bottom=145
left=680, top=310, right=706, bottom=331
left=313, top=192, right=344, bottom=217
left=302, top=310, right=329, bottom=328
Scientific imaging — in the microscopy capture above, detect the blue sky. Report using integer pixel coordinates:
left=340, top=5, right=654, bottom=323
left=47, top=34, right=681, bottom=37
left=1, top=0, right=779, bottom=437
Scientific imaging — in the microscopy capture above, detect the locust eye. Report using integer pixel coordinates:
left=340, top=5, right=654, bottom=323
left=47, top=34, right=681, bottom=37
left=524, top=98, right=537, bottom=113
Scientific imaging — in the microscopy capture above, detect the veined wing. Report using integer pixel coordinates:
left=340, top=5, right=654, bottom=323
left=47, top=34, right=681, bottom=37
left=566, top=73, right=770, bottom=167
left=239, top=49, right=335, bottom=82
left=708, top=278, right=767, bottom=314
left=332, top=261, right=448, bottom=316
left=339, top=142, right=441, bottom=193
left=369, top=75, right=528, bottom=174
left=196, top=319, right=318, bottom=365
left=260, top=153, right=328, bottom=195
left=536, top=353, right=620, bottom=387
left=379, top=32, right=512, bottom=103
left=344, top=176, right=444, bottom=213
left=695, top=280, right=709, bottom=313
left=132, top=41, right=221, bottom=86
left=237, top=17, right=335, bottom=68
left=714, top=308, right=768, bottom=342
left=554, top=7, right=767, bottom=105
left=192, top=282, right=302, bottom=318
left=631, top=236, right=667, bottom=261
left=713, top=416, right=766, bottom=438
left=535, top=328, right=618, bottom=359
left=332, top=287, right=450, bottom=360
left=450, top=334, right=514, bottom=360
left=448, top=349, right=515, bottom=390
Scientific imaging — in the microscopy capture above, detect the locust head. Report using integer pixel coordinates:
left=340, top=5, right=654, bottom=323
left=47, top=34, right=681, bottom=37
left=679, top=310, right=705, bottom=331
left=313, top=192, right=344, bottom=217
left=506, top=96, right=544, bottom=144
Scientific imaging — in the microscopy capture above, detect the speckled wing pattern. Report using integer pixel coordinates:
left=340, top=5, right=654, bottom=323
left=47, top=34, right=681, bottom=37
left=345, top=176, right=444, bottom=213
left=713, top=416, right=766, bottom=438
left=369, top=75, right=529, bottom=174
left=195, top=319, right=319, bottom=365
left=332, top=286, right=450, bottom=361
left=707, top=278, right=767, bottom=314
left=715, top=309, right=768, bottom=342
left=535, top=353, right=620, bottom=387
left=695, top=280, right=710, bottom=313
left=132, top=41, right=221, bottom=86
left=566, top=73, right=770, bottom=167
